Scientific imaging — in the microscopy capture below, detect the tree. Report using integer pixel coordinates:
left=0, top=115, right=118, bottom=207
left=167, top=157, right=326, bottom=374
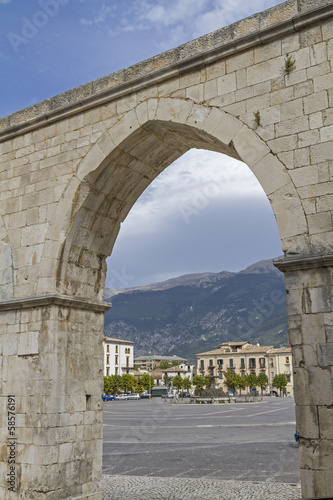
left=244, top=373, right=258, bottom=394
left=172, top=375, right=184, bottom=392
left=159, top=360, right=171, bottom=369
left=104, top=375, right=123, bottom=394
left=234, top=374, right=246, bottom=395
left=257, top=373, right=269, bottom=396
left=141, top=373, right=155, bottom=392
left=222, top=369, right=237, bottom=393
left=172, top=360, right=181, bottom=367
left=192, top=375, right=209, bottom=392
left=134, top=376, right=144, bottom=393
left=182, top=377, right=192, bottom=392
left=121, top=374, right=135, bottom=393
left=272, top=373, right=288, bottom=396
left=163, top=373, right=173, bottom=388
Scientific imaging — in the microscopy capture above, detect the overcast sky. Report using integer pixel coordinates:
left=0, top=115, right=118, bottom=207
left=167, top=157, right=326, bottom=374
left=0, top=0, right=285, bottom=288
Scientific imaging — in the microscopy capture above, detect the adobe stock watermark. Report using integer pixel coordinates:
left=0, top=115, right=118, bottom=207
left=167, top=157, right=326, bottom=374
left=7, top=0, right=70, bottom=54
left=108, top=267, right=135, bottom=289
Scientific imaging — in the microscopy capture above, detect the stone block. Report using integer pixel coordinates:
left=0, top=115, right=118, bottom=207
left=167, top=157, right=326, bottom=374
left=295, top=404, right=319, bottom=439
left=276, top=116, right=309, bottom=137
left=204, top=79, right=218, bottom=100
left=318, top=343, right=333, bottom=367
left=290, top=165, right=318, bottom=187
left=227, top=51, right=254, bottom=73
left=232, top=125, right=269, bottom=167
left=304, top=91, right=329, bottom=115
left=252, top=154, right=290, bottom=195
left=314, top=73, right=333, bottom=93
left=18, top=332, right=39, bottom=356
left=247, top=56, right=284, bottom=86
left=307, top=213, right=332, bottom=235
left=320, top=124, right=333, bottom=142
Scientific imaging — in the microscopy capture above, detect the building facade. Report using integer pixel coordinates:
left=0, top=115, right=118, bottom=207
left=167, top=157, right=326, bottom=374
left=103, top=336, right=135, bottom=376
left=134, top=354, right=187, bottom=371
left=197, top=342, right=294, bottom=395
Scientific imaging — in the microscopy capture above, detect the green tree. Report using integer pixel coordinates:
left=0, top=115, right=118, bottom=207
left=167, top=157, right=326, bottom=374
left=121, top=374, right=135, bottom=393
left=234, top=374, right=246, bottom=395
left=192, top=375, right=209, bottom=392
left=244, top=373, right=258, bottom=394
left=182, top=377, right=192, bottom=392
left=104, top=375, right=123, bottom=394
left=134, top=376, right=144, bottom=393
left=272, top=373, right=288, bottom=396
left=257, top=373, right=269, bottom=396
left=172, top=360, right=181, bottom=367
left=172, top=375, right=184, bottom=392
left=141, top=373, right=155, bottom=392
left=222, top=369, right=237, bottom=393
left=159, top=360, right=171, bottom=369
left=163, top=373, right=173, bottom=388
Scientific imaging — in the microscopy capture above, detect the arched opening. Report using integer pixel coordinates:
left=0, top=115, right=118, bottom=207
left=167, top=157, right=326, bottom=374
left=100, top=148, right=300, bottom=487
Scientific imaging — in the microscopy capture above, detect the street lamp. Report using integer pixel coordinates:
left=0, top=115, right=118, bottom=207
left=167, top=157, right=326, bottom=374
left=148, top=350, right=152, bottom=398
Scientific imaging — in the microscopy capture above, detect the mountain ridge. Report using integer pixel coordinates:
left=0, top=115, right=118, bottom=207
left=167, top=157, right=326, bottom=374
left=103, top=257, right=287, bottom=363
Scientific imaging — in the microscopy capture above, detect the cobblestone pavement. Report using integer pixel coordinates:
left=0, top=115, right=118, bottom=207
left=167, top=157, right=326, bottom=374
left=102, top=475, right=302, bottom=500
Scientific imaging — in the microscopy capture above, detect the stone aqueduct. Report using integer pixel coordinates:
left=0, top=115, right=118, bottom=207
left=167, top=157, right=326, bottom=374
left=0, top=0, right=333, bottom=498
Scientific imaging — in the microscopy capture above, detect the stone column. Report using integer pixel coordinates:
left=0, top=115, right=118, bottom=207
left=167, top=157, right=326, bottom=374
left=275, top=254, right=333, bottom=499
left=0, top=295, right=109, bottom=499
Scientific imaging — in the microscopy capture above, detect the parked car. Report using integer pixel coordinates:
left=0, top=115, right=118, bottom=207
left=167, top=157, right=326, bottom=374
left=179, top=393, right=191, bottom=398
left=140, top=393, right=151, bottom=399
left=127, top=393, right=140, bottom=400
left=102, top=394, right=115, bottom=401
left=161, top=393, right=174, bottom=398
left=115, top=394, right=128, bottom=400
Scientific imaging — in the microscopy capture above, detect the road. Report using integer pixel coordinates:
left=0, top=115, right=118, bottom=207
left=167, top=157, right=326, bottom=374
left=103, top=397, right=300, bottom=484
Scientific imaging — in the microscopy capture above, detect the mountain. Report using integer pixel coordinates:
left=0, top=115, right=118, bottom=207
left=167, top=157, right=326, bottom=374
left=103, top=258, right=288, bottom=364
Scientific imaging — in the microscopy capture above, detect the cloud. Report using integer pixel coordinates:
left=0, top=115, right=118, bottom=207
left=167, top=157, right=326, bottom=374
left=121, top=150, right=264, bottom=237
left=0, top=0, right=11, bottom=4
left=106, top=0, right=284, bottom=49
left=80, top=4, right=113, bottom=26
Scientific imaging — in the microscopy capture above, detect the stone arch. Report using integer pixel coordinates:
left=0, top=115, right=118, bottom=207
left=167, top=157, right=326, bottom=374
left=45, top=97, right=307, bottom=301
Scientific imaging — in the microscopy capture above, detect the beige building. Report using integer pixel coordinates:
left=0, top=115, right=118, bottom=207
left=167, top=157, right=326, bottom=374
left=197, top=341, right=293, bottom=395
left=267, top=347, right=294, bottom=396
left=103, top=336, right=135, bottom=377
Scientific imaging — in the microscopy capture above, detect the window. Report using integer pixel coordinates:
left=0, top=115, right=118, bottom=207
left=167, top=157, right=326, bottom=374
left=229, top=359, right=233, bottom=368
left=106, top=355, right=110, bottom=365
left=286, top=374, right=291, bottom=382
left=115, top=346, right=118, bottom=354
left=217, top=359, right=223, bottom=368
left=106, top=344, right=110, bottom=353
left=240, top=358, right=245, bottom=368
left=286, top=357, right=289, bottom=364
left=219, top=372, right=222, bottom=379
left=259, top=358, right=265, bottom=368
left=200, top=360, right=204, bottom=370
left=209, top=359, right=213, bottom=367
left=115, top=356, right=118, bottom=365
left=115, top=367, right=118, bottom=375
left=106, top=367, right=109, bottom=376
left=241, top=371, right=245, bottom=378
left=249, top=358, right=256, bottom=369
left=126, top=357, right=129, bottom=368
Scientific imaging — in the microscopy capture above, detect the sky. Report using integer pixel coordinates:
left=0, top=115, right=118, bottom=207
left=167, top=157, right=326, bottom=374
left=0, top=0, right=285, bottom=289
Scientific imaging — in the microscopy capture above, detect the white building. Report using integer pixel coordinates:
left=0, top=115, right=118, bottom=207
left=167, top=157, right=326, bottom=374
left=103, top=337, right=135, bottom=377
